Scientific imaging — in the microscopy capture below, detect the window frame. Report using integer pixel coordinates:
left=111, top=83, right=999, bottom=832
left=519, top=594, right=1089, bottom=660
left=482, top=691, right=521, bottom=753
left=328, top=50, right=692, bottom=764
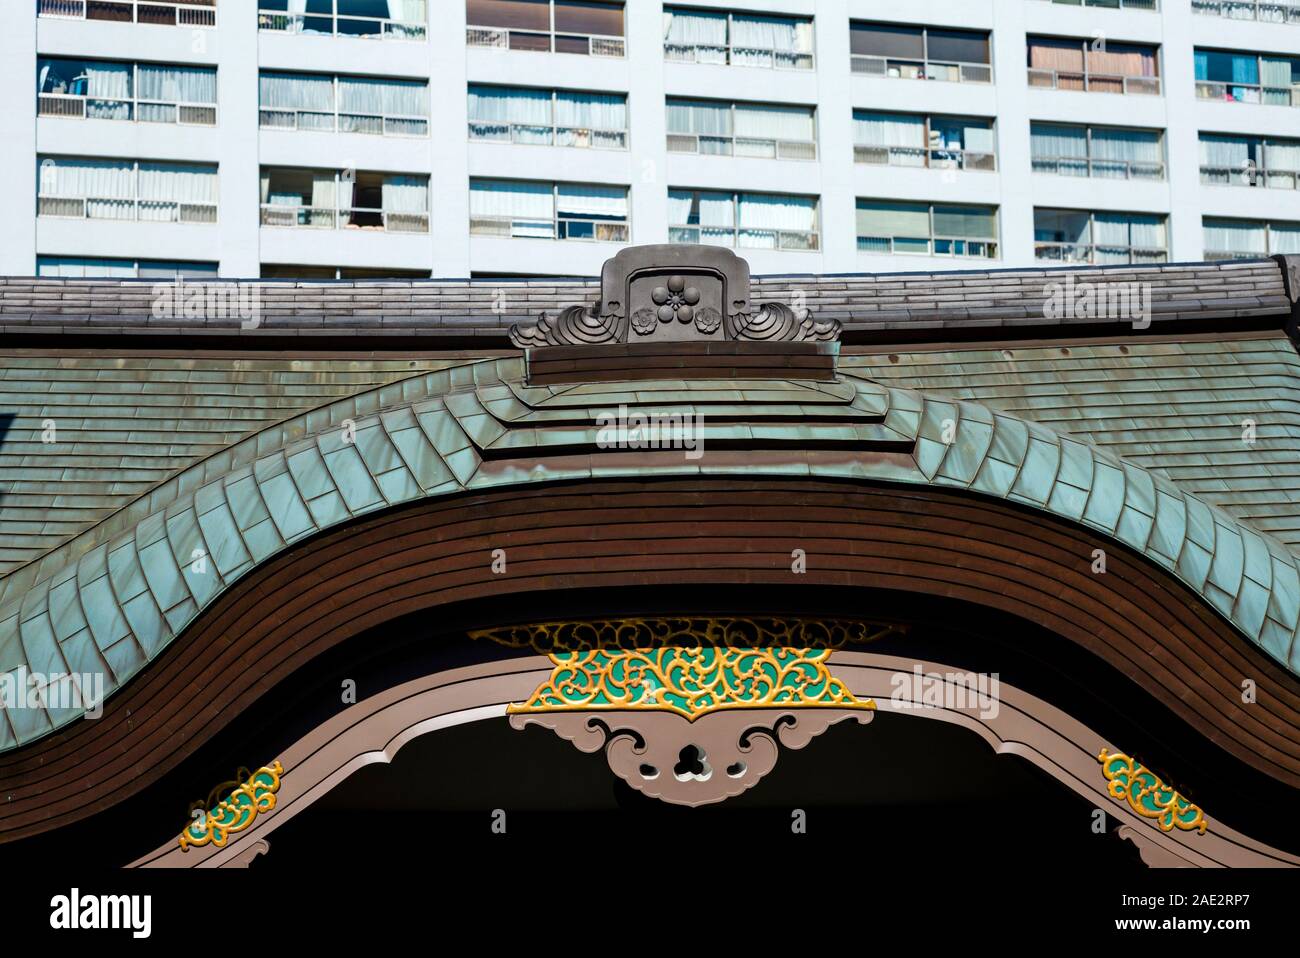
left=667, top=188, right=821, bottom=252
left=662, top=6, right=815, bottom=71
left=849, top=21, right=993, bottom=84
left=258, top=71, right=431, bottom=138
left=1032, top=208, right=1169, bottom=265
left=852, top=110, right=997, bottom=172
left=257, top=0, right=428, bottom=41
left=855, top=198, right=999, bottom=259
left=36, top=56, right=218, bottom=125
left=466, top=0, right=626, bottom=58
left=1194, top=48, right=1300, bottom=106
left=37, top=0, right=217, bottom=28
left=36, top=155, right=219, bottom=225
left=1030, top=121, right=1166, bottom=180
left=665, top=98, right=818, bottom=161
left=467, top=178, right=631, bottom=243
left=259, top=167, right=431, bottom=233
left=1026, top=36, right=1163, bottom=96
left=466, top=84, right=629, bottom=150
left=1202, top=216, right=1300, bottom=259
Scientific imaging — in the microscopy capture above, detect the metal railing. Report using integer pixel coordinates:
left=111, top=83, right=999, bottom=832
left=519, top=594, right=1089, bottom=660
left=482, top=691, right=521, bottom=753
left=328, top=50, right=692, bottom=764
left=1042, top=0, right=1158, bottom=8
left=853, top=144, right=996, bottom=171
left=258, top=9, right=426, bottom=41
left=851, top=55, right=992, bottom=83
left=663, top=43, right=814, bottom=70
left=38, top=0, right=216, bottom=27
left=1031, top=155, right=1165, bottom=179
left=667, top=225, right=820, bottom=251
left=1193, top=0, right=1300, bottom=22
left=38, top=195, right=217, bottom=223
left=1195, top=81, right=1298, bottom=106
left=856, top=235, right=997, bottom=258
left=260, top=204, right=429, bottom=232
left=37, top=93, right=216, bottom=125
left=1204, top=248, right=1269, bottom=260
left=469, top=215, right=629, bottom=242
left=1028, top=69, right=1161, bottom=95
left=1034, top=242, right=1167, bottom=264
left=260, top=108, right=429, bottom=137
left=667, top=133, right=817, bottom=161
left=468, top=122, right=628, bottom=150
left=466, top=26, right=625, bottom=57
left=1200, top=164, right=1300, bottom=188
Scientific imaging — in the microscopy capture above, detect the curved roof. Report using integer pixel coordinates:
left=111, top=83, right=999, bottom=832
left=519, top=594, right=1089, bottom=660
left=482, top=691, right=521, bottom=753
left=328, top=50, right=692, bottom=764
left=1, top=355, right=1297, bottom=751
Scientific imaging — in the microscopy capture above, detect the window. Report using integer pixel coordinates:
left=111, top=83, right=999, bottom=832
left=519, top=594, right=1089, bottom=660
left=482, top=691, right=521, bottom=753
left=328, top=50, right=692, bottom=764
left=1200, top=133, right=1300, bottom=189
left=260, top=168, right=430, bottom=232
left=850, top=22, right=991, bottom=83
left=1031, top=123, right=1164, bottom=179
left=853, top=112, right=995, bottom=171
left=1027, top=37, right=1161, bottom=94
left=38, top=0, right=216, bottom=28
left=37, top=58, right=217, bottom=124
left=1192, top=2, right=1300, bottom=24
left=466, top=1, right=625, bottom=57
left=1203, top=217, right=1300, bottom=259
left=667, top=190, right=819, bottom=251
left=258, top=1, right=427, bottom=40
left=1034, top=209, right=1168, bottom=264
left=662, top=8, right=814, bottom=70
left=37, top=156, right=218, bottom=223
left=855, top=200, right=997, bottom=258
left=260, top=72, right=429, bottom=136
left=469, top=179, right=630, bottom=241
left=37, top=257, right=218, bottom=278
left=261, top=264, right=431, bottom=278
left=1195, top=49, right=1300, bottom=106
left=1039, top=0, right=1157, bottom=8
left=468, top=85, right=628, bottom=148
left=666, top=99, right=816, bottom=160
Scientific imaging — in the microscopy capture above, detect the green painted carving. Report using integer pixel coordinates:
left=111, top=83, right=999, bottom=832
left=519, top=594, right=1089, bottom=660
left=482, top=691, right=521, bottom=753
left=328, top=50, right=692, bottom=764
left=1, top=353, right=1299, bottom=750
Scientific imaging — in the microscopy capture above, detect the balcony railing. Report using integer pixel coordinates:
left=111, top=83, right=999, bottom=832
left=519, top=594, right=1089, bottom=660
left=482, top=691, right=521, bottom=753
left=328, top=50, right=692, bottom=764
left=1193, top=0, right=1300, bottom=22
left=851, top=55, right=992, bottom=83
left=1205, top=248, right=1269, bottom=260
left=1034, top=242, right=1167, bottom=264
left=466, top=26, right=625, bottom=57
left=856, top=235, right=997, bottom=258
left=1028, top=69, right=1161, bottom=95
left=854, top=144, right=996, bottom=172
left=260, top=108, right=429, bottom=137
left=1041, top=0, right=1158, bottom=8
left=38, top=0, right=216, bottom=27
left=663, top=43, right=814, bottom=70
left=260, top=205, right=429, bottom=232
left=37, top=93, right=217, bottom=125
left=1196, top=81, right=1298, bottom=106
left=468, top=122, right=628, bottom=150
left=1201, top=164, right=1300, bottom=188
left=668, top=226, right=820, bottom=251
left=258, top=9, right=426, bottom=41
left=38, top=195, right=217, bottom=223
left=667, top=133, right=817, bottom=161
left=1031, top=155, right=1165, bottom=179
left=470, top=215, right=629, bottom=242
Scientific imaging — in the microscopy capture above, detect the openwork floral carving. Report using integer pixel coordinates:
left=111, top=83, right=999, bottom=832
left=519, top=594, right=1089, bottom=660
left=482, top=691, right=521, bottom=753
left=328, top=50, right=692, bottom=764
left=179, top=761, right=284, bottom=851
left=1098, top=748, right=1207, bottom=835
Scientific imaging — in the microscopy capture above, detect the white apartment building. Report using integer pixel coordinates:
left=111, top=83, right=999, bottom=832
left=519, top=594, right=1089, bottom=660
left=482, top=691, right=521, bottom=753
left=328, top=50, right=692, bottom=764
left=2, top=0, right=1299, bottom=279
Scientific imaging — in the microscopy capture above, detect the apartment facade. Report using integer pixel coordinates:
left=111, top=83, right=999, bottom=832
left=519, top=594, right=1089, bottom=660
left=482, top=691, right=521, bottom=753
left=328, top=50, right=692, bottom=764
left=2, top=0, right=1299, bottom=278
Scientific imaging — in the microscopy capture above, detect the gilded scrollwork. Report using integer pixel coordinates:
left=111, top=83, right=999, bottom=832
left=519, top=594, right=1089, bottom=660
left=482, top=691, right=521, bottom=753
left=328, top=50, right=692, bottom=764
left=1098, top=748, right=1207, bottom=835
left=179, top=761, right=285, bottom=851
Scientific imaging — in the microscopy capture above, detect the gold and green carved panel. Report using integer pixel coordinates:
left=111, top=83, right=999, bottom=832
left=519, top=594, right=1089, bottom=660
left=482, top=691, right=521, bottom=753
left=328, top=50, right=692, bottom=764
left=179, top=761, right=285, bottom=851
left=1098, top=748, right=1207, bottom=835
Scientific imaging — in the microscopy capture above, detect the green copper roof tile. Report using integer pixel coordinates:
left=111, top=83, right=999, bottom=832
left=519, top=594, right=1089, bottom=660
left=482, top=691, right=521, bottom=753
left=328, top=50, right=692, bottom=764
left=1010, top=437, right=1060, bottom=506
left=1084, top=461, right=1126, bottom=533
left=1149, top=492, right=1188, bottom=564
left=285, top=447, right=337, bottom=501
left=167, top=509, right=222, bottom=606
left=136, top=538, right=189, bottom=613
left=1208, top=523, right=1246, bottom=599
left=1235, top=576, right=1272, bottom=639
left=305, top=489, right=350, bottom=527
left=321, top=446, right=384, bottom=513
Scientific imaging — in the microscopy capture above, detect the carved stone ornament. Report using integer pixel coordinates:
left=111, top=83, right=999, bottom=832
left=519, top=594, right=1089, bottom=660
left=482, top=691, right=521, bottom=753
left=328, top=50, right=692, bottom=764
left=511, top=709, right=872, bottom=807
left=509, top=244, right=840, bottom=347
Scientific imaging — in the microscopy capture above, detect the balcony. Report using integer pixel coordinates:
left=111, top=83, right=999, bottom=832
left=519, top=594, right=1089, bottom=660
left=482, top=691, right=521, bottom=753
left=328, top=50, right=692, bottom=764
left=1196, top=82, right=1298, bottom=106
left=469, top=122, right=626, bottom=150
left=1192, top=0, right=1300, bottom=22
left=669, top=226, right=818, bottom=251
left=470, top=215, right=628, bottom=242
left=1034, top=242, right=1166, bottom=264
left=466, top=26, right=624, bottom=57
left=39, top=195, right=217, bottom=223
left=1028, top=70, right=1160, bottom=95
left=38, top=0, right=216, bottom=27
left=857, top=235, right=997, bottom=258
left=257, top=2, right=427, bottom=41
left=1032, top=155, right=1164, bottom=179
left=260, top=205, right=428, bottom=232
left=1201, top=164, right=1299, bottom=189
left=851, top=56, right=991, bottom=83
left=854, top=144, right=995, bottom=171
left=261, top=108, right=428, bottom=137
left=668, top=134, right=816, bottom=162
left=38, top=93, right=216, bottom=125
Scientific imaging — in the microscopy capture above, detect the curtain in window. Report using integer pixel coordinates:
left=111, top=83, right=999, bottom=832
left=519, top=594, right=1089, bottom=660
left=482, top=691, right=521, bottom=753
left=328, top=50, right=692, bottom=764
left=260, top=72, right=334, bottom=111
left=666, top=100, right=731, bottom=136
left=311, top=172, right=336, bottom=210
left=138, top=65, right=217, bottom=104
left=557, top=184, right=628, bottom=219
left=731, top=15, right=807, bottom=66
left=1031, top=124, right=1087, bottom=159
left=1260, top=57, right=1292, bottom=87
left=556, top=92, right=626, bottom=131
left=137, top=162, right=217, bottom=220
left=470, top=179, right=554, bottom=236
left=384, top=0, right=427, bottom=35
left=1034, top=209, right=1091, bottom=244
left=468, top=85, right=551, bottom=143
left=853, top=112, right=925, bottom=148
left=932, top=205, right=996, bottom=239
left=1090, top=129, right=1161, bottom=176
left=39, top=156, right=135, bottom=218
left=38, top=257, right=137, bottom=278
left=667, top=190, right=694, bottom=224
left=339, top=77, right=428, bottom=117
left=1272, top=223, right=1300, bottom=254
left=737, top=193, right=814, bottom=247
left=1087, top=43, right=1156, bottom=78
left=1265, top=139, right=1300, bottom=172
left=1199, top=134, right=1250, bottom=169
left=381, top=175, right=428, bottom=213
left=1204, top=218, right=1266, bottom=254
left=734, top=104, right=814, bottom=142
left=856, top=201, right=930, bottom=245
left=663, top=9, right=727, bottom=62
left=1028, top=39, right=1084, bottom=72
